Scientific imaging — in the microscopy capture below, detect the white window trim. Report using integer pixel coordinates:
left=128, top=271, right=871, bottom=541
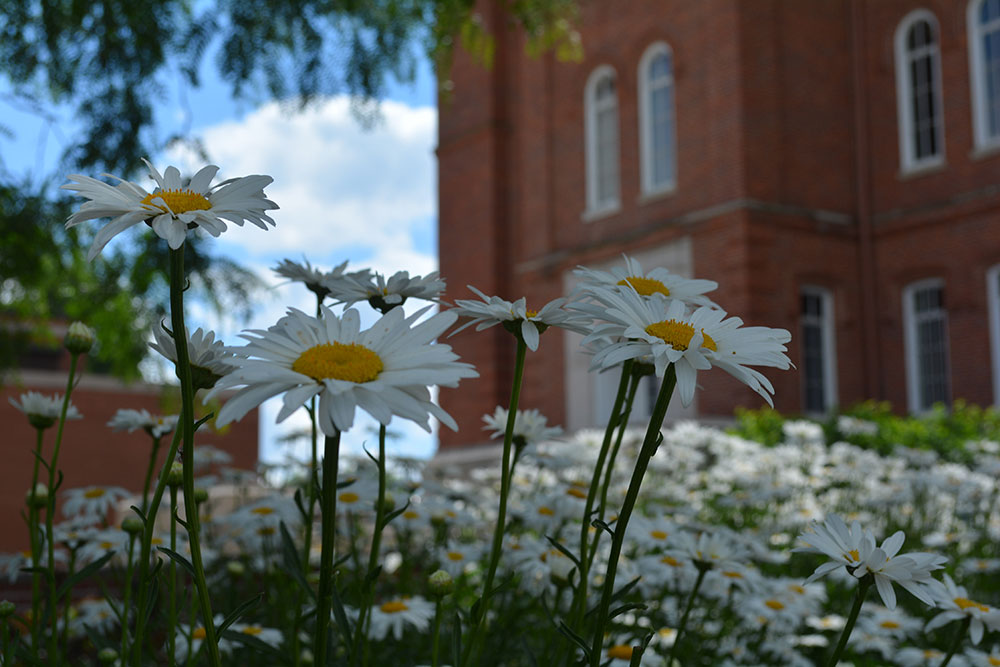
left=800, top=286, right=838, bottom=414
left=584, top=65, right=621, bottom=218
left=902, top=277, right=950, bottom=413
left=894, top=9, right=946, bottom=173
left=988, top=265, right=1000, bottom=406
left=968, top=0, right=1000, bottom=151
left=638, top=42, right=677, bottom=197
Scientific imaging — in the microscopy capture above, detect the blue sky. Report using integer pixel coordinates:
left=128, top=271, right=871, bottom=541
left=2, top=43, right=446, bottom=464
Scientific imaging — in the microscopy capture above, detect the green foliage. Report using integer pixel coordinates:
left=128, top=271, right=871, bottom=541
left=731, top=400, right=1000, bottom=463
left=0, top=0, right=583, bottom=177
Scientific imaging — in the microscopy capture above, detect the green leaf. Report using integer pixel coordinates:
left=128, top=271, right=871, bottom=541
left=556, top=621, right=591, bottom=660
left=221, top=628, right=289, bottom=663
left=279, top=521, right=316, bottom=602
left=156, top=546, right=196, bottom=579
left=57, top=551, right=116, bottom=598
left=216, top=593, right=264, bottom=636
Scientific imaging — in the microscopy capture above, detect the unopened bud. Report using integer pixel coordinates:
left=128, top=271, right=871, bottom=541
left=193, top=488, right=209, bottom=504
left=64, top=322, right=96, bottom=355
left=0, top=600, right=15, bottom=618
left=227, top=561, right=246, bottom=578
left=427, top=569, right=453, bottom=596
left=122, top=517, right=144, bottom=535
left=26, top=484, right=48, bottom=508
left=97, top=647, right=119, bottom=664
left=378, top=492, right=396, bottom=513
left=166, top=461, right=184, bottom=487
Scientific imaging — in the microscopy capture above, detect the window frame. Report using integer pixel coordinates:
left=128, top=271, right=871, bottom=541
left=968, top=0, right=1000, bottom=151
left=987, top=265, right=1000, bottom=406
left=799, top=286, right=838, bottom=414
left=584, top=65, right=621, bottom=218
left=902, top=277, right=951, bottom=413
left=638, top=42, right=678, bottom=197
left=894, top=9, right=946, bottom=172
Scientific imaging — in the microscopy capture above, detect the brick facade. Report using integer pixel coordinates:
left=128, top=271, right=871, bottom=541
left=438, top=0, right=1000, bottom=449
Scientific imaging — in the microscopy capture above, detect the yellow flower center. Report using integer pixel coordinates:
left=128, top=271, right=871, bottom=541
left=988, top=657, right=1000, bottom=666
left=141, top=189, right=212, bottom=214
left=879, top=620, right=900, bottom=629
left=765, top=599, right=785, bottom=610
left=257, top=526, right=276, bottom=536
left=380, top=601, right=409, bottom=614
left=566, top=487, right=587, bottom=499
left=660, top=556, right=682, bottom=567
left=538, top=506, right=555, bottom=516
left=618, top=276, right=670, bottom=297
left=845, top=549, right=860, bottom=562
left=923, top=650, right=942, bottom=659
left=251, top=507, right=275, bottom=515
left=339, top=492, right=360, bottom=504
left=722, top=571, right=743, bottom=579
left=606, top=645, right=633, bottom=660
left=954, top=597, right=990, bottom=613
left=526, top=309, right=538, bottom=318
left=447, top=552, right=464, bottom=561
left=292, top=343, right=383, bottom=383
left=192, top=627, right=207, bottom=640
left=650, top=530, right=668, bottom=541
left=84, top=488, right=106, bottom=499
left=644, top=320, right=717, bottom=351
left=100, top=541, right=113, bottom=549
left=788, top=585, right=806, bottom=595
left=241, top=626, right=263, bottom=636
left=151, top=537, right=163, bottom=546
left=403, top=511, right=419, bottom=519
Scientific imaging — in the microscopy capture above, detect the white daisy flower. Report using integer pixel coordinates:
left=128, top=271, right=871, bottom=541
left=71, top=597, right=119, bottom=636
left=357, top=596, right=436, bottom=640
left=9, top=391, right=82, bottom=430
left=63, top=159, right=278, bottom=260
left=174, top=617, right=233, bottom=664
left=273, top=258, right=352, bottom=299
left=107, top=409, right=178, bottom=438
left=925, top=574, right=1000, bottom=645
left=572, top=254, right=718, bottom=307
left=481, top=406, right=562, bottom=448
left=795, top=514, right=868, bottom=583
left=895, top=647, right=968, bottom=667
left=451, top=285, right=592, bottom=351
left=435, top=541, right=485, bottom=577
left=326, top=270, right=446, bottom=312
left=209, top=305, right=478, bottom=436
left=851, top=531, right=946, bottom=610
left=150, top=322, right=236, bottom=390
left=62, top=486, right=131, bottom=522
left=966, top=645, right=1000, bottom=667
left=229, top=622, right=283, bottom=648
left=582, top=289, right=791, bottom=406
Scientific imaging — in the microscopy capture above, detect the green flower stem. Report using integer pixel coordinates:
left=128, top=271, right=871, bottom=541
left=938, top=616, right=971, bottom=667
left=292, top=400, right=320, bottom=667
left=567, top=361, right=634, bottom=639
left=462, top=335, right=528, bottom=667
left=121, top=534, right=136, bottom=662
left=666, top=564, right=709, bottom=665
left=168, top=245, right=221, bottom=667
left=431, top=596, right=443, bottom=667
left=28, top=427, right=44, bottom=659
left=140, top=436, right=162, bottom=514
left=131, top=425, right=183, bottom=665
left=45, top=351, right=81, bottom=665
left=62, top=548, right=76, bottom=655
left=168, top=485, right=179, bottom=667
left=353, top=424, right=389, bottom=667
left=587, top=365, right=676, bottom=667
left=825, top=574, right=873, bottom=667
left=315, top=431, right=342, bottom=667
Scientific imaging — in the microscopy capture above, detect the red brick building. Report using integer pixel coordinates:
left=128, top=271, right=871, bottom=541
left=1, top=333, right=258, bottom=552
left=437, top=0, right=1000, bottom=449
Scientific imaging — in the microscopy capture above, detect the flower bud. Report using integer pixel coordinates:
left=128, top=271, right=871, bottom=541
left=0, top=600, right=15, bottom=618
left=26, top=483, right=48, bottom=508
left=64, top=322, right=96, bottom=355
left=97, top=647, right=119, bottom=664
left=377, top=492, right=396, bottom=513
left=122, top=517, right=144, bottom=535
left=226, top=561, right=246, bottom=578
left=427, top=569, right=453, bottom=597
left=193, top=488, right=209, bottom=504
left=166, top=461, right=184, bottom=487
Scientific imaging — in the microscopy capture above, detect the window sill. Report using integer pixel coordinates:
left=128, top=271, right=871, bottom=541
left=897, top=159, right=946, bottom=181
left=637, top=185, right=677, bottom=205
left=970, top=141, right=1000, bottom=161
left=581, top=203, right=622, bottom=223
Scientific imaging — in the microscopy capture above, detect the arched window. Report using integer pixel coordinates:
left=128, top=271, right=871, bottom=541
left=968, top=0, right=1000, bottom=149
left=585, top=66, right=620, bottom=215
left=894, top=10, right=945, bottom=171
left=638, top=43, right=677, bottom=195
